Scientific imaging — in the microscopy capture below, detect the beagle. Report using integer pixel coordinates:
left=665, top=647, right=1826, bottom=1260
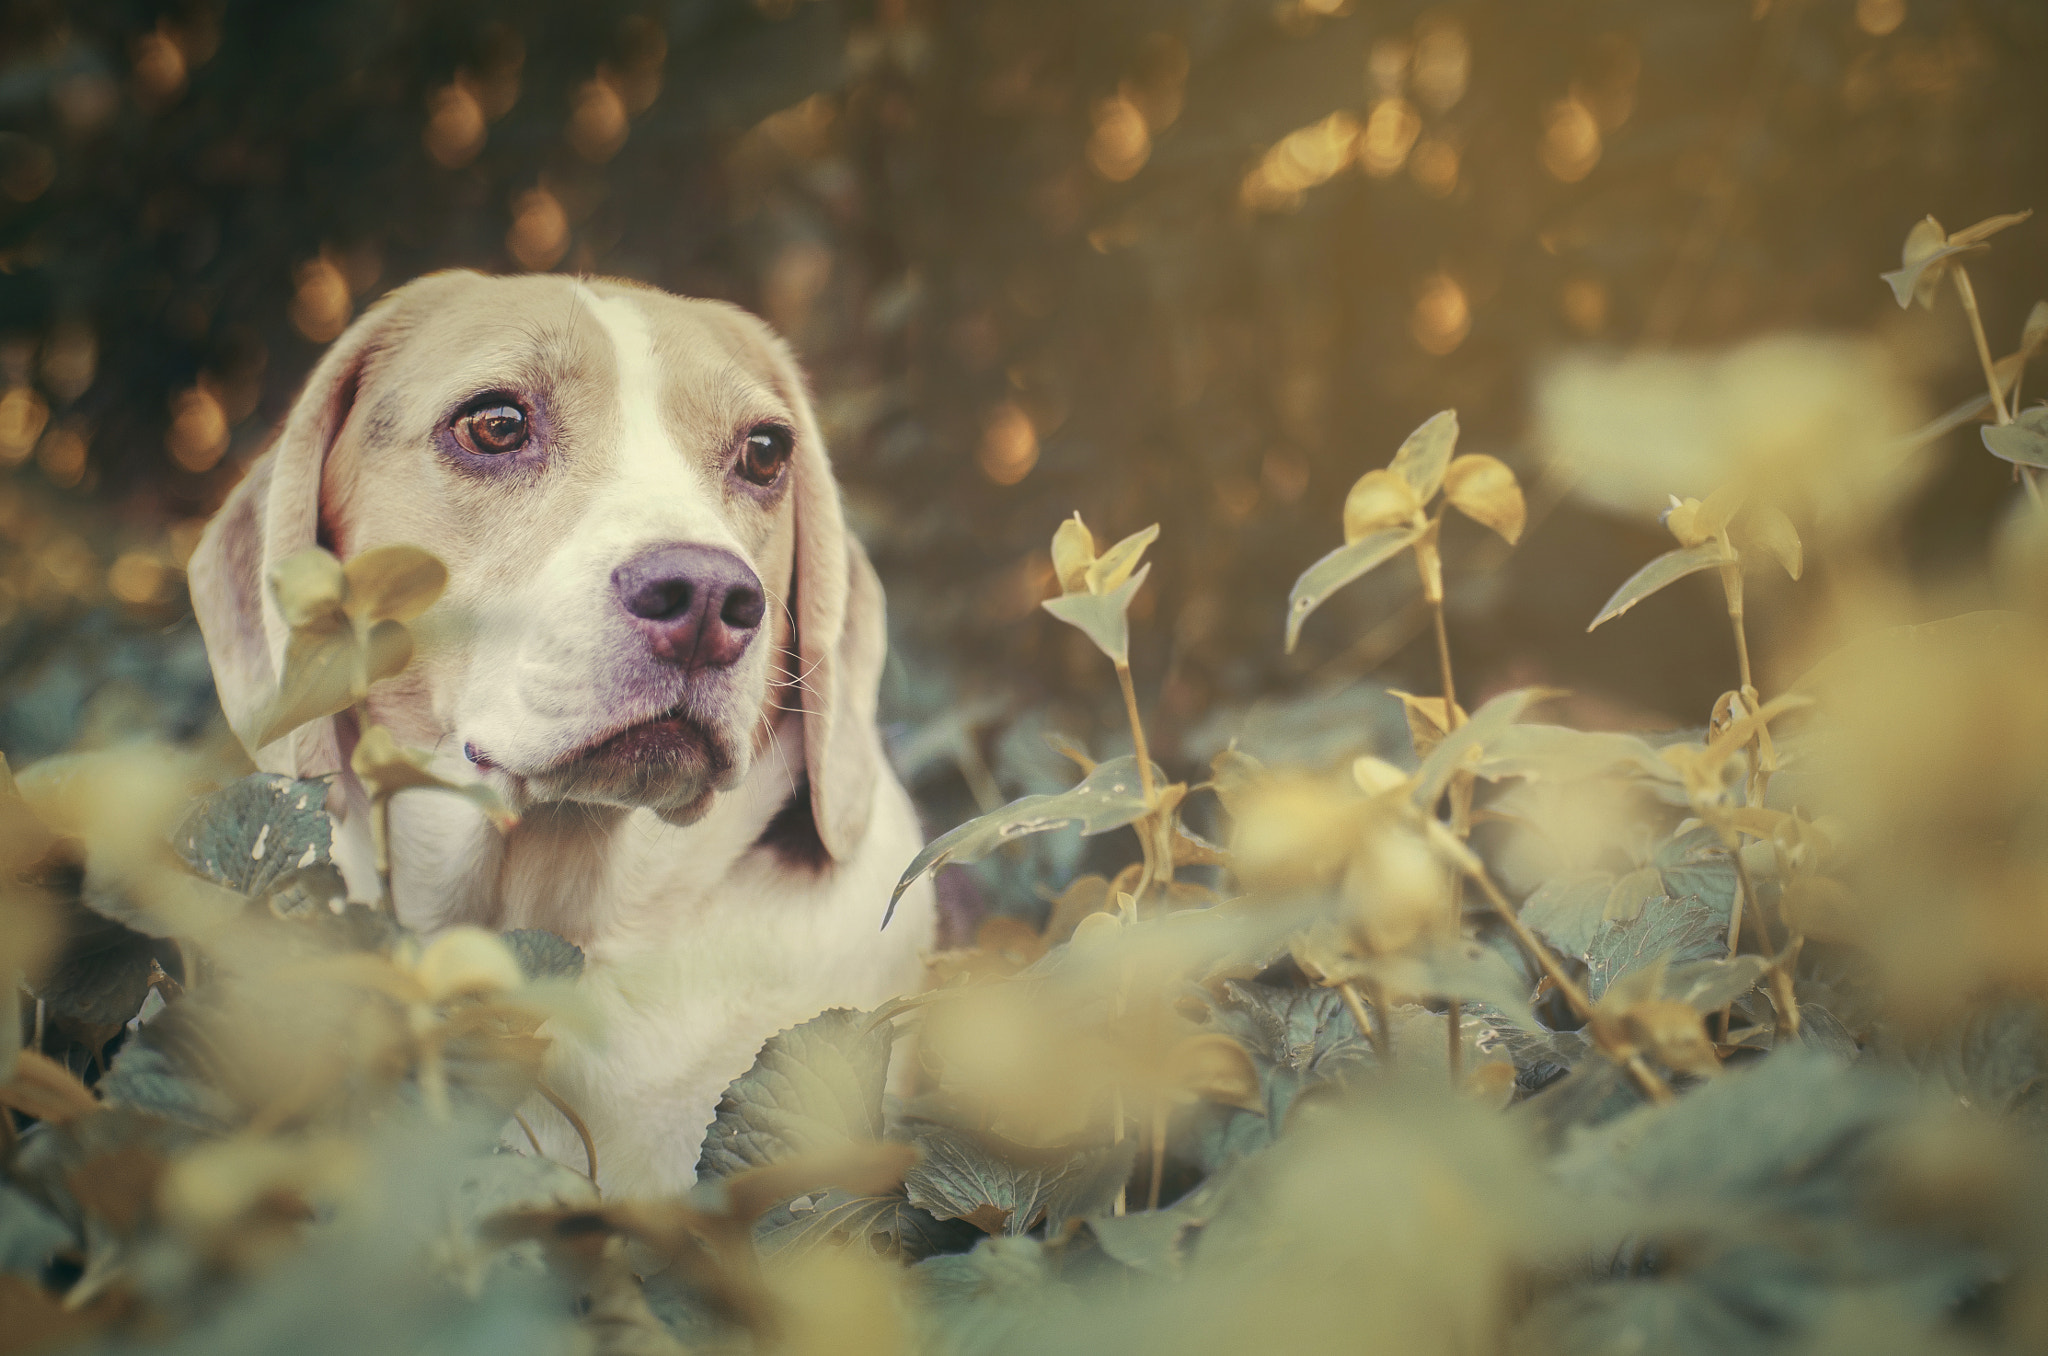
left=188, top=271, right=936, bottom=1195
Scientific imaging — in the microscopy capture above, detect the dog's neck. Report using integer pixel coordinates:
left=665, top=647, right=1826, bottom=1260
left=371, top=714, right=810, bottom=952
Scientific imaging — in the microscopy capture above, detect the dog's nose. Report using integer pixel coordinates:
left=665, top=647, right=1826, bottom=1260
left=611, top=544, right=766, bottom=671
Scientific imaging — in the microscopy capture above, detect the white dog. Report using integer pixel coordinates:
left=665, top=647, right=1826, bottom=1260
left=189, top=271, right=935, bottom=1195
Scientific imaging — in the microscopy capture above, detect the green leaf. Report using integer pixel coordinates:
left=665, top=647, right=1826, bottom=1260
left=903, top=1128, right=1136, bottom=1236
left=1282, top=527, right=1419, bottom=654
left=1983, top=405, right=2048, bottom=469
left=1663, top=956, right=1769, bottom=1012
left=1355, top=937, right=1540, bottom=1032
left=1412, top=687, right=1548, bottom=811
left=754, top=1189, right=969, bottom=1262
left=1041, top=563, right=1149, bottom=665
left=1587, top=540, right=1731, bottom=633
left=1387, top=409, right=1460, bottom=501
left=885, top=756, right=1157, bottom=925
left=1520, top=875, right=1616, bottom=958
left=255, top=625, right=361, bottom=748
left=501, top=929, right=585, bottom=983
left=172, top=774, right=334, bottom=899
left=1584, top=894, right=1729, bottom=1003
left=1086, top=1170, right=1233, bottom=1277
left=97, top=1033, right=237, bottom=1133
left=0, top=1180, right=71, bottom=1281
left=1654, top=826, right=1740, bottom=926
left=695, top=1008, right=891, bottom=1181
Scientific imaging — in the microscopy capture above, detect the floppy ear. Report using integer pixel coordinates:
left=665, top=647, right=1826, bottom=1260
left=785, top=367, right=888, bottom=863
left=187, top=295, right=395, bottom=779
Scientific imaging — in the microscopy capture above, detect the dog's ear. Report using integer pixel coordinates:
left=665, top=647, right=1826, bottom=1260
left=188, top=295, right=395, bottom=779
left=767, top=342, right=887, bottom=863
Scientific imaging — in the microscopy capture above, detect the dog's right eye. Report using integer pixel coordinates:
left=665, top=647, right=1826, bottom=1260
left=451, top=400, right=529, bottom=456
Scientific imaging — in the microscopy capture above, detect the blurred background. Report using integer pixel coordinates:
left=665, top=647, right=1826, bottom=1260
left=0, top=0, right=2042, bottom=917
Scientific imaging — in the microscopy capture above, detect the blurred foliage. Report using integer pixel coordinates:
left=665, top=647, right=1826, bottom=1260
left=9, top=1, right=2048, bottom=1350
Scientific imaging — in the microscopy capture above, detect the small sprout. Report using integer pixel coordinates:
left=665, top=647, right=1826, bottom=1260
left=1041, top=513, right=1159, bottom=666
left=1343, top=469, right=1426, bottom=541
left=1880, top=210, right=2032, bottom=310
left=256, top=544, right=450, bottom=748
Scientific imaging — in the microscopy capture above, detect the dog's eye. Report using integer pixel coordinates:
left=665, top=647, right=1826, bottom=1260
left=452, top=400, right=529, bottom=456
left=738, top=424, right=794, bottom=486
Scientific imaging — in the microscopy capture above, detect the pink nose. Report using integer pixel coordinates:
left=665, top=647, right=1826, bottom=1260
left=611, top=544, right=765, bottom=671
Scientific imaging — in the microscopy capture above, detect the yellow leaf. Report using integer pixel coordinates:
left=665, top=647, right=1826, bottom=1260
left=343, top=544, right=448, bottom=625
left=1695, top=482, right=1746, bottom=540
left=1350, top=755, right=1410, bottom=797
left=1603, top=865, right=1664, bottom=923
left=1342, top=468, right=1423, bottom=543
left=1165, top=1033, right=1264, bottom=1112
left=1947, top=208, right=2033, bottom=247
left=255, top=627, right=362, bottom=748
left=1050, top=513, right=1095, bottom=594
left=269, top=547, right=348, bottom=631
left=413, top=926, right=525, bottom=1001
left=1441, top=453, right=1526, bottom=544
left=1085, top=523, right=1160, bottom=596
left=1744, top=503, right=1803, bottom=580
left=1662, top=496, right=1707, bottom=547
left=1386, top=689, right=1463, bottom=759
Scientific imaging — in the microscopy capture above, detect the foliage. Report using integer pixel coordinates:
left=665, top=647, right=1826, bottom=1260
left=10, top=6, right=2048, bottom=1353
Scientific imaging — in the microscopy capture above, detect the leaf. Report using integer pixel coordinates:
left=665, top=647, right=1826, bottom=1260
left=1663, top=955, right=1769, bottom=1012
left=754, top=1188, right=969, bottom=1263
left=350, top=725, right=514, bottom=828
left=341, top=543, right=447, bottom=624
left=886, top=756, right=1158, bottom=923
left=696, top=1009, right=891, bottom=1181
left=1948, top=207, right=2033, bottom=247
left=1469, top=724, right=1672, bottom=785
left=255, top=625, right=361, bottom=748
left=1983, top=405, right=2048, bottom=469
left=1387, top=409, right=1459, bottom=501
left=269, top=547, right=348, bottom=630
left=98, top=1034, right=236, bottom=1133
left=1084, top=523, right=1159, bottom=596
left=1049, top=513, right=1094, bottom=593
left=502, top=929, right=586, bottom=982
left=1342, top=468, right=1423, bottom=542
left=903, top=1129, right=1135, bottom=1237
left=1356, top=937, right=1541, bottom=1031
left=1441, top=453, right=1525, bottom=544
left=2025, top=300, right=2048, bottom=357
left=1588, top=540, right=1731, bottom=632
left=1385, top=689, right=1462, bottom=760
left=1520, top=874, right=1615, bottom=958
left=1584, top=894, right=1729, bottom=1002
left=1743, top=502, right=1803, bottom=580
left=1086, top=1170, right=1233, bottom=1277
left=0, top=1050, right=99, bottom=1124
left=1881, top=215, right=1978, bottom=309
left=1164, top=1033, right=1264, bottom=1111
left=1204, top=981, right=1374, bottom=1130
left=1412, top=686, right=1549, bottom=811
left=1283, top=526, right=1421, bottom=653
left=1041, top=563, right=1149, bottom=665
left=172, top=773, right=334, bottom=899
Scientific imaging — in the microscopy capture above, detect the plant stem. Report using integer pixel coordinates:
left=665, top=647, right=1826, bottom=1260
left=1147, top=1101, right=1167, bottom=1211
left=1447, top=999, right=1463, bottom=1082
left=1339, top=981, right=1384, bottom=1061
left=1115, top=662, right=1156, bottom=806
left=1430, top=601, right=1461, bottom=729
left=1954, top=265, right=2011, bottom=426
left=536, top=1079, right=600, bottom=1190
left=1465, top=865, right=1674, bottom=1105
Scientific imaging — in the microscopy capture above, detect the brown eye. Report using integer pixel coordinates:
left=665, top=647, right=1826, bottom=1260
left=739, top=424, right=793, bottom=486
left=452, top=401, right=528, bottom=456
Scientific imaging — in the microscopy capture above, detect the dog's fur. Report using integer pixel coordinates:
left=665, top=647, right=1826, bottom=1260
left=188, top=271, right=935, bottom=1195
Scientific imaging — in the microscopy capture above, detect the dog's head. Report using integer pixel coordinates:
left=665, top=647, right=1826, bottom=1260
left=189, top=271, right=885, bottom=860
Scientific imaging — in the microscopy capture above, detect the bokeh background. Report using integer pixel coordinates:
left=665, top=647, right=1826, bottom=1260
left=0, top=0, right=2043, bottom=916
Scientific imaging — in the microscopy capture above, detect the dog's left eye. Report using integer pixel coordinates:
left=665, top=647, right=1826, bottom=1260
left=452, top=400, right=529, bottom=456
left=738, top=424, right=794, bottom=486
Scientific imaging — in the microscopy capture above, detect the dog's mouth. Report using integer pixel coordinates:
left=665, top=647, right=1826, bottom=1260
left=469, top=705, right=735, bottom=812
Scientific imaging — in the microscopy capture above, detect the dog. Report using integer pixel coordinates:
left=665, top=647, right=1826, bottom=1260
left=188, top=271, right=936, bottom=1195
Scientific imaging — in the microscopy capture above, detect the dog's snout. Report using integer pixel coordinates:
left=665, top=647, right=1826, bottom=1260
left=612, top=544, right=765, bottom=670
